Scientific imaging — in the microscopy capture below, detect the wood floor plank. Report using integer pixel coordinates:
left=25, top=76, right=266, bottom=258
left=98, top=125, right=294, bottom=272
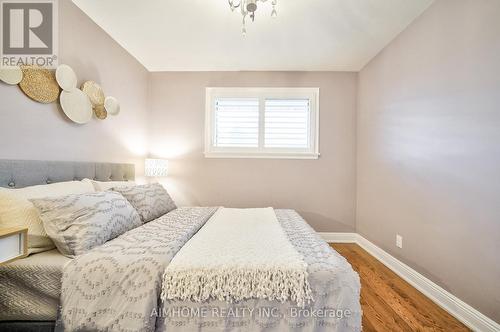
left=331, top=243, right=470, bottom=332
left=347, top=247, right=450, bottom=331
left=346, top=244, right=469, bottom=332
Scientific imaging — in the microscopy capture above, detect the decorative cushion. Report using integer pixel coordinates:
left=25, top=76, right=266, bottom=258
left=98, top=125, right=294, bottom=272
left=30, top=191, right=142, bottom=257
left=82, top=178, right=136, bottom=191
left=113, top=183, right=176, bottom=223
left=0, top=181, right=95, bottom=254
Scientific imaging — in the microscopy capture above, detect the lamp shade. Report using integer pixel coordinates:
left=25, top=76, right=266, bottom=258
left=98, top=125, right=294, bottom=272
left=145, top=159, right=169, bottom=177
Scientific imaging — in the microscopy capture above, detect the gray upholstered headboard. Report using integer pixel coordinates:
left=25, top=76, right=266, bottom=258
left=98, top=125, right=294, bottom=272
left=0, top=160, right=135, bottom=189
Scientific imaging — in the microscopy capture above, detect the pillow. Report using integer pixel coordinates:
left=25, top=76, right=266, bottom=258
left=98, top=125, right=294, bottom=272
left=82, top=178, right=136, bottom=191
left=30, top=191, right=142, bottom=257
left=113, top=183, right=176, bottom=223
left=0, top=180, right=95, bottom=254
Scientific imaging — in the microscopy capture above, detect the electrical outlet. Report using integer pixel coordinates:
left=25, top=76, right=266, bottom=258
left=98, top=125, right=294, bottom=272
left=396, top=234, right=403, bottom=248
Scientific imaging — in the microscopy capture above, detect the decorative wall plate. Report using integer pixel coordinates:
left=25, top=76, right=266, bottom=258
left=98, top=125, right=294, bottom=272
left=60, top=89, right=93, bottom=124
left=94, top=105, right=107, bottom=120
left=55, top=64, right=77, bottom=91
left=18, top=66, right=60, bottom=103
left=0, top=66, right=23, bottom=85
left=104, top=96, right=120, bottom=115
left=81, top=81, right=105, bottom=106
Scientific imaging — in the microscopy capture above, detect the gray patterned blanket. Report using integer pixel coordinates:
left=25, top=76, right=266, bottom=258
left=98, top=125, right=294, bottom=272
left=56, top=208, right=362, bottom=332
left=56, top=207, right=218, bottom=332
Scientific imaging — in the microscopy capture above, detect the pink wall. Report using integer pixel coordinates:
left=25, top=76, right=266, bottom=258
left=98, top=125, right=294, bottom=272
left=0, top=0, right=149, bottom=176
left=149, top=72, right=358, bottom=232
left=357, top=0, right=500, bottom=321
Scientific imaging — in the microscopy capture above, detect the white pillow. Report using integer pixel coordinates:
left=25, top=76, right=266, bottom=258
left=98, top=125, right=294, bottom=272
left=82, top=178, right=135, bottom=191
left=0, top=181, right=95, bottom=254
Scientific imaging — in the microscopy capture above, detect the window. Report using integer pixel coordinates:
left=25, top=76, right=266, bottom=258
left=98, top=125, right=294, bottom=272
left=205, top=88, right=319, bottom=159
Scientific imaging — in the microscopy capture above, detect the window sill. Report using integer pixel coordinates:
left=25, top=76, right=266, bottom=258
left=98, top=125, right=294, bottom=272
left=204, top=152, right=320, bottom=160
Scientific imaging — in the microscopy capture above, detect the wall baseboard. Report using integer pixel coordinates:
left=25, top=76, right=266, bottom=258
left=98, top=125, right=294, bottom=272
left=320, top=232, right=500, bottom=332
left=318, top=232, right=358, bottom=243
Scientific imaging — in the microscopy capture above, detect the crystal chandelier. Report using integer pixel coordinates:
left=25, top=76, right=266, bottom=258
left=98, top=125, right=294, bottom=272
left=228, top=0, right=278, bottom=35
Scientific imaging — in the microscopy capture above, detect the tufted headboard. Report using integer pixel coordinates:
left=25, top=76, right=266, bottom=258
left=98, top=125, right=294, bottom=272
left=0, top=160, right=135, bottom=189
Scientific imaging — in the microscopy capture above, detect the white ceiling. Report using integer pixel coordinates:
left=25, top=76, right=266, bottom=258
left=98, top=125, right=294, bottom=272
left=72, top=0, right=434, bottom=72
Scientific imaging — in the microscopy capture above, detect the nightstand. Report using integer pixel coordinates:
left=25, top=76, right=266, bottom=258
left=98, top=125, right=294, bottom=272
left=0, top=227, right=28, bottom=265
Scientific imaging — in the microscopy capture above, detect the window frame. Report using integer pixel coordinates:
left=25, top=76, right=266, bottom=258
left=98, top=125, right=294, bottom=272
left=205, top=87, right=320, bottom=159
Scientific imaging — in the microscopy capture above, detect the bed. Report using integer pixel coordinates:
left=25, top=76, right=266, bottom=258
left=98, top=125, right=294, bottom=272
left=0, top=160, right=361, bottom=332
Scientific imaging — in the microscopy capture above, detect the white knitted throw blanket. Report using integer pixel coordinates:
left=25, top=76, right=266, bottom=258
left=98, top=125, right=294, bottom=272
left=161, top=208, right=313, bottom=307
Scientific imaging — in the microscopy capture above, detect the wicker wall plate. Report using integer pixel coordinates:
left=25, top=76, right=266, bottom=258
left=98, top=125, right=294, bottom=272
left=94, top=105, right=108, bottom=120
left=81, top=81, right=105, bottom=106
left=18, top=66, right=60, bottom=103
left=104, top=96, right=120, bottom=115
left=0, top=66, right=23, bottom=85
left=60, top=89, right=93, bottom=124
left=55, top=64, right=77, bottom=91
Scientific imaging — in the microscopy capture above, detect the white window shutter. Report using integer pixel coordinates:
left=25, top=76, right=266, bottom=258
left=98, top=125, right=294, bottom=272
left=214, top=98, right=259, bottom=147
left=264, top=99, right=310, bottom=148
left=205, top=88, right=319, bottom=159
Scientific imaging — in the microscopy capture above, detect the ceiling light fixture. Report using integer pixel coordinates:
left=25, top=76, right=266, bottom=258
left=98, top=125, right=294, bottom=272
left=228, top=0, right=277, bottom=35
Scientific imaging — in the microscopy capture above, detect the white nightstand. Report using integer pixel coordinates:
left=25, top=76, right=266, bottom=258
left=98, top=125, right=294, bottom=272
left=0, top=227, right=28, bottom=265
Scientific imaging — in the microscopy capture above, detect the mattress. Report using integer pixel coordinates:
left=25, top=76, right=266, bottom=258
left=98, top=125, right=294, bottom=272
left=0, top=249, right=71, bottom=321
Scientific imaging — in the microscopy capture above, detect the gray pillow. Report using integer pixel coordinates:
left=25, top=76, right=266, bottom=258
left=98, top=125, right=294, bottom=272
left=113, top=183, right=176, bottom=223
left=31, top=191, right=142, bottom=257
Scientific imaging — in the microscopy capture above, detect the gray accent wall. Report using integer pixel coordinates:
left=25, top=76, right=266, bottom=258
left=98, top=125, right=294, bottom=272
left=356, top=0, right=500, bottom=322
left=0, top=1, right=149, bottom=177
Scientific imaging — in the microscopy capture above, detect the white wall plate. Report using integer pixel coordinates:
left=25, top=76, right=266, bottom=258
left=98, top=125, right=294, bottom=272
left=104, top=96, right=120, bottom=115
left=60, top=89, right=93, bottom=124
left=55, top=64, right=78, bottom=91
left=0, top=66, right=23, bottom=85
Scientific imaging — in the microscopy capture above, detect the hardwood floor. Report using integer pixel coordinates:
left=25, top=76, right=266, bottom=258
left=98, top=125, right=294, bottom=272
left=330, top=243, right=470, bottom=332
